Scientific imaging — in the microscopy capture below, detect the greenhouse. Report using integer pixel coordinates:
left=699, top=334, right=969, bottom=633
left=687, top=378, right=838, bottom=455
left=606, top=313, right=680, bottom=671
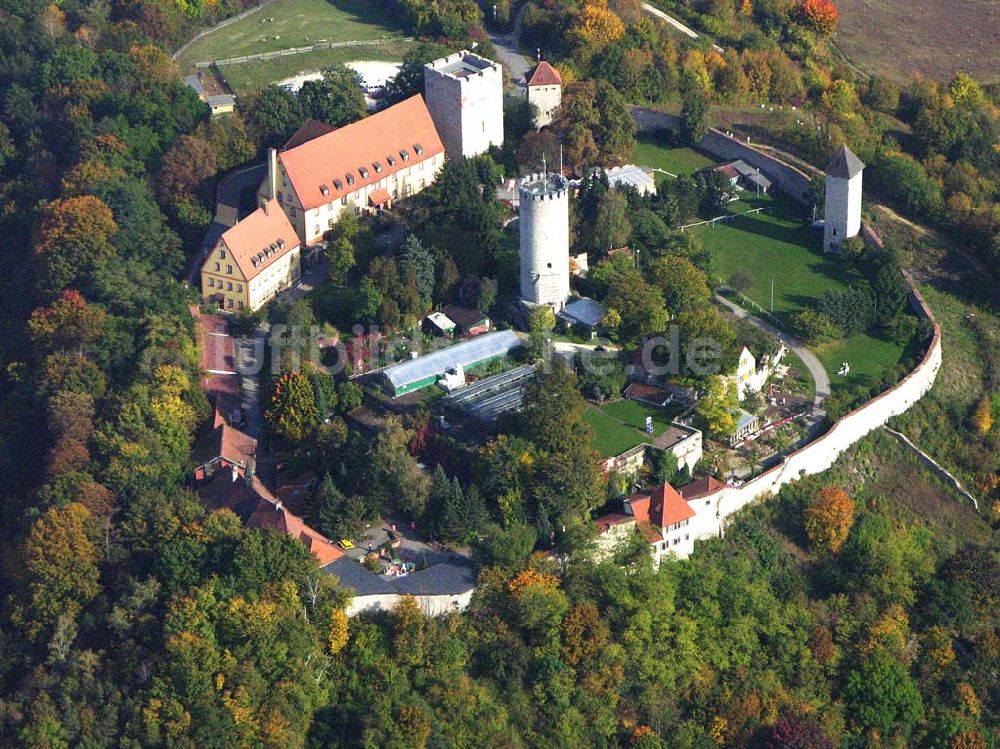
left=381, top=330, right=523, bottom=397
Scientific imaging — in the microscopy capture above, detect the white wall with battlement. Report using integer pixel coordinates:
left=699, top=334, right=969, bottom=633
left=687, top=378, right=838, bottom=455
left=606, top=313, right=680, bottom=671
left=519, top=172, right=570, bottom=309
left=687, top=277, right=941, bottom=553
left=424, top=51, right=504, bottom=159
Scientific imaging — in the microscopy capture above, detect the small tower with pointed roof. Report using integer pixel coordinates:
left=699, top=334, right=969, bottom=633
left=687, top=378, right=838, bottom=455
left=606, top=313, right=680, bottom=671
left=823, top=144, right=865, bottom=253
left=526, top=60, right=562, bottom=129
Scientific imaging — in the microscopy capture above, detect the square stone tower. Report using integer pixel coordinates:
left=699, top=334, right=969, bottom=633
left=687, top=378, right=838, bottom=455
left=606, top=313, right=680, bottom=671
left=526, top=60, right=562, bottom=128
left=823, top=144, right=865, bottom=253
left=424, top=51, right=504, bottom=159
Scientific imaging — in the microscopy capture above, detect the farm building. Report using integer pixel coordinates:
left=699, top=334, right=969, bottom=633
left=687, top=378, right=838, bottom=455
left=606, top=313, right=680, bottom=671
left=442, top=305, right=492, bottom=336
left=184, top=71, right=235, bottom=116
left=381, top=330, right=523, bottom=397
left=557, top=297, right=606, bottom=337
left=423, top=311, right=457, bottom=337
left=441, top=364, right=536, bottom=422
left=603, top=164, right=657, bottom=196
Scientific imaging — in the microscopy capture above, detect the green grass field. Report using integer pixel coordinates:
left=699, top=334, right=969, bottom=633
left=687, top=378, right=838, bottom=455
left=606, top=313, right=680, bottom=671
left=693, top=197, right=863, bottom=321
left=815, top=333, right=909, bottom=392
left=584, top=400, right=682, bottom=458
left=217, top=40, right=412, bottom=93
left=178, top=0, right=403, bottom=69
left=633, top=134, right=715, bottom=176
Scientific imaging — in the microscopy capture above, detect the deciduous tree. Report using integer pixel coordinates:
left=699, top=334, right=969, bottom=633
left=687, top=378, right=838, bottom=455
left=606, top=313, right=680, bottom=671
left=804, top=485, right=854, bottom=553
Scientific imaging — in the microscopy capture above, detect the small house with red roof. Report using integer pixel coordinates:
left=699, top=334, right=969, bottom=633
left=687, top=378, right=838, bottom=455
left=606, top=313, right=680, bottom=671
left=595, top=477, right=732, bottom=564
left=526, top=60, right=562, bottom=128
left=200, top=198, right=301, bottom=312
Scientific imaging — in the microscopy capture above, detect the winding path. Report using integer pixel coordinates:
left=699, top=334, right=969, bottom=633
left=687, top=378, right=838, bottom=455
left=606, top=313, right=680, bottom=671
left=486, top=10, right=532, bottom=85
left=641, top=3, right=724, bottom=52
left=714, top=293, right=830, bottom=412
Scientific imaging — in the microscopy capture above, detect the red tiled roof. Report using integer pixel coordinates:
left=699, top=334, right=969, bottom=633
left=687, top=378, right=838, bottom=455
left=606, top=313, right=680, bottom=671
left=714, top=163, right=740, bottom=180
left=595, top=512, right=634, bottom=533
left=247, top=499, right=344, bottom=566
left=649, top=484, right=696, bottom=527
left=625, top=492, right=651, bottom=523
left=283, top=119, right=337, bottom=150
left=220, top=200, right=300, bottom=281
left=678, top=475, right=729, bottom=502
left=527, top=61, right=562, bottom=86
left=279, top=95, right=444, bottom=211
left=368, top=188, right=392, bottom=206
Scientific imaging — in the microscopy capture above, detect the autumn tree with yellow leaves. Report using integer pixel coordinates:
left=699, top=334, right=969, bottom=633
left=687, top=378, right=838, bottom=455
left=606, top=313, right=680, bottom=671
left=804, top=486, right=855, bottom=553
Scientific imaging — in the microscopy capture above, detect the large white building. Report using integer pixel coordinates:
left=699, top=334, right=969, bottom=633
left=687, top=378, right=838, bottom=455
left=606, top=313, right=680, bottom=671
left=258, top=95, right=445, bottom=246
left=823, top=144, right=865, bottom=253
left=423, top=51, right=504, bottom=159
left=526, top=60, right=562, bottom=128
left=519, top=172, right=570, bottom=310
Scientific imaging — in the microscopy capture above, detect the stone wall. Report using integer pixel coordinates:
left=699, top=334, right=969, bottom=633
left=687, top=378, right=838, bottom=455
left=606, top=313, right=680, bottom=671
left=695, top=276, right=941, bottom=545
left=629, top=106, right=815, bottom=204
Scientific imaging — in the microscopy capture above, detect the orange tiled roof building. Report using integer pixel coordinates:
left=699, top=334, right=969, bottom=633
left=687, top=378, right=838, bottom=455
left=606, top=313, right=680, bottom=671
left=258, top=95, right=446, bottom=246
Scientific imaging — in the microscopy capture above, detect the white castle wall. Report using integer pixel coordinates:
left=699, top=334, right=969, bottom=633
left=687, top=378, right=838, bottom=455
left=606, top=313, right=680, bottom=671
left=424, top=51, right=504, bottom=159
left=519, top=172, right=570, bottom=308
left=688, top=276, right=941, bottom=551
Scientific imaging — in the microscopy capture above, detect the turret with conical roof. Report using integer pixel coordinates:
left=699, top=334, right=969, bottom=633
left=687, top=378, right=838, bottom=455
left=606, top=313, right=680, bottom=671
left=823, top=144, right=865, bottom=253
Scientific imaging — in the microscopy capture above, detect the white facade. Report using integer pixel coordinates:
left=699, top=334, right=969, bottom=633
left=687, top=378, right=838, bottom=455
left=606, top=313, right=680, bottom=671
left=824, top=174, right=862, bottom=252
left=528, top=83, right=561, bottom=128
left=344, top=590, right=474, bottom=618
left=519, top=172, right=570, bottom=310
left=424, top=51, right=504, bottom=159
left=262, top=147, right=444, bottom=246
left=823, top=145, right=865, bottom=253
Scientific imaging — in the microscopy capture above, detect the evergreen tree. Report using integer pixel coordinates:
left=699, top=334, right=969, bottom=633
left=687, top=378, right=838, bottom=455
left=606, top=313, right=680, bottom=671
left=400, top=235, right=435, bottom=309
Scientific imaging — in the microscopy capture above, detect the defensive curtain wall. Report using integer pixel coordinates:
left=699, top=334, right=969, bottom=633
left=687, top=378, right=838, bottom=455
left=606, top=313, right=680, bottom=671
left=627, top=104, right=945, bottom=536
left=629, top=106, right=815, bottom=205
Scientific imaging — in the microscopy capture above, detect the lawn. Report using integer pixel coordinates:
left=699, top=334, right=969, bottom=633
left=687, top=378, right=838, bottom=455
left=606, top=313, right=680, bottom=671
left=217, top=40, right=412, bottom=94
left=633, top=133, right=716, bottom=176
left=815, top=333, right=910, bottom=392
left=693, top=196, right=863, bottom=322
left=584, top=400, right=682, bottom=458
left=177, top=0, right=403, bottom=70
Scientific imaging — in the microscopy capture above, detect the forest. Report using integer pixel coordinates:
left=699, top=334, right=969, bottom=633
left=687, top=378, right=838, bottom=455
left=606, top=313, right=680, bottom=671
left=0, top=0, right=996, bottom=747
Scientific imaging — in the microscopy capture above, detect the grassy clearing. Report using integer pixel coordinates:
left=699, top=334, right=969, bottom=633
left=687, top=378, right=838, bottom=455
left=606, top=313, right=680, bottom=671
left=814, top=333, right=908, bottom=392
left=584, top=400, right=682, bottom=458
left=633, top=133, right=715, bottom=176
left=178, top=0, right=402, bottom=70
left=217, top=41, right=412, bottom=93
left=834, top=0, right=1000, bottom=84
left=782, top=350, right=816, bottom=400
left=693, top=196, right=862, bottom=319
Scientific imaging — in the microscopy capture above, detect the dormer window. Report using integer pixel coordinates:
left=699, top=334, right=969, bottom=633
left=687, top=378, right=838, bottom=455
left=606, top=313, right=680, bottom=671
left=399, top=149, right=409, bottom=161
left=346, top=173, right=355, bottom=185
left=413, top=143, right=424, bottom=155
left=358, top=166, right=369, bottom=178
left=386, top=155, right=396, bottom=166
left=277, top=238, right=285, bottom=249
left=320, top=185, right=329, bottom=196
left=333, top=178, right=343, bottom=190
left=251, top=257, right=259, bottom=267
left=373, top=161, right=382, bottom=173
left=264, top=247, right=273, bottom=257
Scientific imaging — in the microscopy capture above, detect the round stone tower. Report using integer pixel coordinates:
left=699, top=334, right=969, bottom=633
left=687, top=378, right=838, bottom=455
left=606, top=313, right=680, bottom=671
left=519, top=172, right=570, bottom=310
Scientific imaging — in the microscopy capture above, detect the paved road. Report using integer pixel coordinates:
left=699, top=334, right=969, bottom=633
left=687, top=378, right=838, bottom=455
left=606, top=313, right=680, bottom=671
left=641, top=3, right=724, bottom=52
left=715, top=293, right=830, bottom=411
left=486, top=7, right=532, bottom=85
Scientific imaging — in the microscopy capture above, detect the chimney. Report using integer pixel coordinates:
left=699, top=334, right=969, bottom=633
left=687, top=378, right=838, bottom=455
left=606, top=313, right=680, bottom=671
left=268, top=147, right=278, bottom=200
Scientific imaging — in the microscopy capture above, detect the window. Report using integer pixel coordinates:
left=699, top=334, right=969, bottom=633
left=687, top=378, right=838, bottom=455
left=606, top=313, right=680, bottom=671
left=238, top=301, right=244, bottom=310
left=314, top=225, right=320, bottom=235
left=373, top=161, right=382, bottom=173
left=207, top=278, right=214, bottom=288
left=346, top=173, right=355, bottom=185
left=227, top=282, right=233, bottom=291
left=227, top=299, right=233, bottom=309
left=290, top=207, right=296, bottom=216
left=358, top=166, right=369, bottom=179
left=214, top=262, right=220, bottom=271
left=277, top=191, right=284, bottom=202
left=226, top=265, right=233, bottom=274
left=386, top=155, right=396, bottom=167
left=237, top=284, right=242, bottom=292
left=341, top=196, right=347, bottom=206
left=685, top=534, right=690, bottom=541
left=219, top=249, right=226, bottom=259
left=320, top=185, right=329, bottom=196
